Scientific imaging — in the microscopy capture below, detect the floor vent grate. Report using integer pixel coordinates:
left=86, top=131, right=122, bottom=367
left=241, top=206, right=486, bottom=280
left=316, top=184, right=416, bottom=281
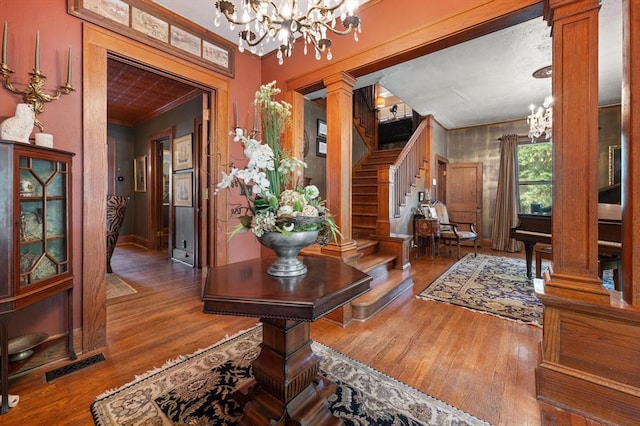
left=45, top=353, right=106, bottom=382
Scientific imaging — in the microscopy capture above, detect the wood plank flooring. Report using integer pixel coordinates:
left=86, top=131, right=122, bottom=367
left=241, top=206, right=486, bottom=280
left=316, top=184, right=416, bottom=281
left=5, top=244, right=542, bottom=425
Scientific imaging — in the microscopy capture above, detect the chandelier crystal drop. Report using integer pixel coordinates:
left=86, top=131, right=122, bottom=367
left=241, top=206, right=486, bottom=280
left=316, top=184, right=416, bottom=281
left=527, top=95, right=553, bottom=142
left=214, top=0, right=362, bottom=65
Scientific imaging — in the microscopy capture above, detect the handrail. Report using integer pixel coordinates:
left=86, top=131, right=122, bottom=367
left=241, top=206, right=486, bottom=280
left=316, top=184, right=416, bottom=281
left=376, top=117, right=431, bottom=235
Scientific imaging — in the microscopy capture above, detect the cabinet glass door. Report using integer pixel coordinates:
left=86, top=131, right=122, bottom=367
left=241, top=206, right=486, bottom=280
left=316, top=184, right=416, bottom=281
left=18, top=156, right=69, bottom=288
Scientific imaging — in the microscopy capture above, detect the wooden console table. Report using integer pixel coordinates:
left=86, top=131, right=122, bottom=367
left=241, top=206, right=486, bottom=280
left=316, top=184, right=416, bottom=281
left=202, top=256, right=371, bottom=425
left=414, top=216, right=440, bottom=258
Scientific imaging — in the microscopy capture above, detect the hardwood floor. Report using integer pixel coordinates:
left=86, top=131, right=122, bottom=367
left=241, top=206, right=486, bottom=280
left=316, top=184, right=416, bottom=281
left=5, top=243, right=542, bottom=425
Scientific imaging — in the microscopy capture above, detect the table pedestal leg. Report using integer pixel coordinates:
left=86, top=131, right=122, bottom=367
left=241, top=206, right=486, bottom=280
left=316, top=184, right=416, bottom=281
left=236, top=318, right=340, bottom=426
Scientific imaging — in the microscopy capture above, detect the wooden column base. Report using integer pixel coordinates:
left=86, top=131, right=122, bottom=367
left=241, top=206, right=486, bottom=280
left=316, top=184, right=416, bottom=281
left=234, top=319, right=340, bottom=426
left=320, top=239, right=360, bottom=264
left=536, top=290, right=640, bottom=425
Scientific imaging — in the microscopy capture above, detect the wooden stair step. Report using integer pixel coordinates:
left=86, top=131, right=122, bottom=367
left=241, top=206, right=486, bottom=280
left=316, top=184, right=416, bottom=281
left=354, top=253, right=396, bottom=276
left=353, top=239, right=379, bottom=255
left=351, top=268, right=414, bottom=321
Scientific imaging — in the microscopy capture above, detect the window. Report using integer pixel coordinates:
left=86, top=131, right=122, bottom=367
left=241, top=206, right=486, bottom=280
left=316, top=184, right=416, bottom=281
left=517, top=142, right=552, bottom=214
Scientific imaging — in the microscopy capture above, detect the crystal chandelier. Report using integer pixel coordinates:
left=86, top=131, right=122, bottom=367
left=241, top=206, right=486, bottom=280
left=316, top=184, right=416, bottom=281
left=214, top=0, right=362, bottom=65
left=527, top=95, right=553, bottom=142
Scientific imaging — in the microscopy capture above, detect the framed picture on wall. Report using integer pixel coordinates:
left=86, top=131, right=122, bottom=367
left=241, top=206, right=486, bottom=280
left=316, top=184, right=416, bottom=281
left=173, top=134, right=193, bottom=171
left=134, top=155, right=146, bottom=192
left=173, top=172, right=193, bottom=207
left=316, top=137, right=327, bottom=157
left=317, top=119, right=327, bottom=137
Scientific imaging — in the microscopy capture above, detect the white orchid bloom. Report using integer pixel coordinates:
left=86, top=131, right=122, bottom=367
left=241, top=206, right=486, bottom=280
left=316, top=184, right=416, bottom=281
left=248, top=144, right=275, bottom=170
left=216, top=168, right=238, bottom=190
left=233, top=128, right=244, bottom=141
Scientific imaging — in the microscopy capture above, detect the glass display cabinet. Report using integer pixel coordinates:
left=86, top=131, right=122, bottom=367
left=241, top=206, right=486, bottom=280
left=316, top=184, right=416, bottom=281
left=0, top=140, right=76, bottom=414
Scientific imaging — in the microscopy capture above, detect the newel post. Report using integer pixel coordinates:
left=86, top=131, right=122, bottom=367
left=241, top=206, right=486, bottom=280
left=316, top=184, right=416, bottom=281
left=376, top=165, right=394, bottom=236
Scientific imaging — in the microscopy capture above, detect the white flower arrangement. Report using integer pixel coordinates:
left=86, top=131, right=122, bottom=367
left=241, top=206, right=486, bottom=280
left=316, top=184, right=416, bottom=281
left=216, top=81, right=339, bottom=241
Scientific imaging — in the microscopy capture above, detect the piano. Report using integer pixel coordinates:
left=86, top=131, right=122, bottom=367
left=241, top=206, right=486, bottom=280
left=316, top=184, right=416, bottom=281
left=510, top=204, right=622, bottom=278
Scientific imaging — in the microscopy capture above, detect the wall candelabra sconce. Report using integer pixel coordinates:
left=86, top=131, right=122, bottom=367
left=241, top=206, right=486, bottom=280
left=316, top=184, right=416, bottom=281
left=1, top=23, right=74, bottom=132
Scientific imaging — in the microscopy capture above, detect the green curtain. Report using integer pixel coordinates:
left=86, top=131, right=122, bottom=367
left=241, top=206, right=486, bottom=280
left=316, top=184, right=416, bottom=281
left=491, top=135, right=522, bottom=252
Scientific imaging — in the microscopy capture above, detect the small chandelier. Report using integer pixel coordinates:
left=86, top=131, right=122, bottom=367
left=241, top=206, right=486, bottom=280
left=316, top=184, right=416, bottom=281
left=214, top=0, right=362, bottom=65
left=527, top=95, right=553, bottom=142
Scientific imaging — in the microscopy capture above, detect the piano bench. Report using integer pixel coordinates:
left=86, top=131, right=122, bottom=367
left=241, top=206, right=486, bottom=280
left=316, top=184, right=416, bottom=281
left=535, top=246, right=552, bottom=279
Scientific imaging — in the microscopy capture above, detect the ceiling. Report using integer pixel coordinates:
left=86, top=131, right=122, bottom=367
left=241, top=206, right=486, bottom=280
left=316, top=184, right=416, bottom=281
left=107, top=59, right=201, bottom=126
left=111, top=0, right=622, bottom=130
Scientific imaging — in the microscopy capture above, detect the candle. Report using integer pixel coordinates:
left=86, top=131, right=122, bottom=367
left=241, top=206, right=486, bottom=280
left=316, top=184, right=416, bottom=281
left=252, top=104, right=258, bottom=132
left=66, top=47, right=72, bottom=85
left=2, top=22, right=7, bottom=65
left=233, top=102, right=238, bottom=128
left=34, top=31, right=40, bottom=71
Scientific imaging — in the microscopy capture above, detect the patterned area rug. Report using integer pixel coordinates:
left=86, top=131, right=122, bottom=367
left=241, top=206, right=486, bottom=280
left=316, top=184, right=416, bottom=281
left=417, top=254, right=543, bottom=326
left=106, top=273, right=137, bottom=300
left=91, top=326, right=488, bottom=425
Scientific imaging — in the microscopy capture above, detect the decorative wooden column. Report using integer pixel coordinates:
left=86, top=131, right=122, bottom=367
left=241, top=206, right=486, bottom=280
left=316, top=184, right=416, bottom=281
left=536, top=2, right=640, bottom=423
left=543, top=0, right=609, bottom=304
left=321, top=72, right=358, bottom=260
left=621, top=0, right=640, bottom=306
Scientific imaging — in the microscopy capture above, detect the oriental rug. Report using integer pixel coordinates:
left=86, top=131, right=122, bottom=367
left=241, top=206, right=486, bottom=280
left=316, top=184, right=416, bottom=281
left=417, top=253, right=543, bottom=326
left=106, top=273, right=137, bottom=300
left=91, top=326, right=488, bottom=426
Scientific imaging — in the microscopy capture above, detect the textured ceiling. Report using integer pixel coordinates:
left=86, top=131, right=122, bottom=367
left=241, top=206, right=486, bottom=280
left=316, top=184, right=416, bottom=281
left=107, top=59, right=200, bottom=126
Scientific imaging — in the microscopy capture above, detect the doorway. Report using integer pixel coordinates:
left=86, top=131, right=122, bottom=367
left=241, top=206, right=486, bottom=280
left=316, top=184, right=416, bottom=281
left=151, top=132, right=171, bottom=252
left=83, top=25, right=230, bottom=351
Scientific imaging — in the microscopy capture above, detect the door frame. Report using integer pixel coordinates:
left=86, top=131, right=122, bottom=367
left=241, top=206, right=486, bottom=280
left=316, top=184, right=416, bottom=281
left=148, top=129, right=173, bottom=252
left=435, top=154, right=448, bottom=203
left=82, top=24, right=229, bottom=352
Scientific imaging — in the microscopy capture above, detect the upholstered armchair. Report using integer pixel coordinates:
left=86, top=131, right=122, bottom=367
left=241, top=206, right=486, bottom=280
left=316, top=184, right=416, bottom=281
left=432, top=200, right=478, bottom=259
left=106, top=195, right=128, bottom=273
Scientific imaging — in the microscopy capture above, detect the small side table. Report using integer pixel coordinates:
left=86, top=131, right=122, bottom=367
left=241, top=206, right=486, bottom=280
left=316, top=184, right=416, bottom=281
left=415, top=217, right=440, bottom=258
left=203, top=256, right=371, bottom=425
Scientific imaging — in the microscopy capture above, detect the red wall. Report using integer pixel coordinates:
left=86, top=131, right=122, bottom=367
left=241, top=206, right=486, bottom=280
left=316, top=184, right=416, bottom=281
left=0, top=0, right=84, bottom=337
left=0, top=0, right=263, bottom=337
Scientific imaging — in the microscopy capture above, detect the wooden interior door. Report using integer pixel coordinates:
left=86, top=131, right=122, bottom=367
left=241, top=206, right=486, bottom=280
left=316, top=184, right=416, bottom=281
left=445, top=162, right=483, bottom=241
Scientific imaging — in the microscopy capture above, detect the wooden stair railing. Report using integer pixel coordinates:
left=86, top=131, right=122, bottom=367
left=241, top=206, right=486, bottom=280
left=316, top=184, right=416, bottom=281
left=376, top=117, right=431, bottom=236
left=353, top=86, right=377, bottom=151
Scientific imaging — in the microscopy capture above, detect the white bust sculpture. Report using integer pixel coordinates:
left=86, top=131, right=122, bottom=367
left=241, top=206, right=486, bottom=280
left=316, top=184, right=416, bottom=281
left=1, top=103, right=35, bottom=143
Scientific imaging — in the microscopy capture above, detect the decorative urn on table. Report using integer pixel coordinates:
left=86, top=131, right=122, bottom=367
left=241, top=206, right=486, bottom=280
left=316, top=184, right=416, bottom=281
left=216, top=81, right=339, bottom=277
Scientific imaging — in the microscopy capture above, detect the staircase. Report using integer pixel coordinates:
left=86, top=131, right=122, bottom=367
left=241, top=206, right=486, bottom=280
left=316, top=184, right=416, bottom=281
left=352, top=148, right=403, bottom=238
left=319, top=91, right=429, bottom=326
left=323, top=238, right=414, bottom=326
